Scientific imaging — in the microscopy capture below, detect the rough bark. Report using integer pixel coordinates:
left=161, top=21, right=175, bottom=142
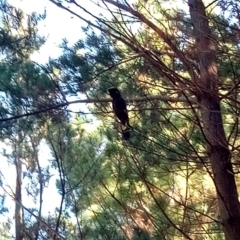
left=188, top=0, right=240, bottom=239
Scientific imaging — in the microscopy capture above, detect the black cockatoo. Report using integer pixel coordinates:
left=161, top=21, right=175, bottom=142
left=108, top=87, right=132, bottom=140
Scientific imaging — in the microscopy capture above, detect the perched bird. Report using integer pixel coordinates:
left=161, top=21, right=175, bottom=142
left=108, top=87, right=132, bottom=140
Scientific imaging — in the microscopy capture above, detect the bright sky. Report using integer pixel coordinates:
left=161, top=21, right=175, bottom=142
left=9, top=0, right=85, bottom=63
left=8, top=0, right=112, bottom=63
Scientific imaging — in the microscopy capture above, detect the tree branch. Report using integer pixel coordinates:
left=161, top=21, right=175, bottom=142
left=103, top=0, right=198, bottom=82
left=0, top=95, right=196, bottom=122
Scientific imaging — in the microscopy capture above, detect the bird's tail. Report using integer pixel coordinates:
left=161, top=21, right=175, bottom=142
left=122, top=127, right=131, bottom=140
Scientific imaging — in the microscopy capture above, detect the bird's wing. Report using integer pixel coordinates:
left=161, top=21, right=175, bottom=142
left=116, top=97, right=127, bottom=110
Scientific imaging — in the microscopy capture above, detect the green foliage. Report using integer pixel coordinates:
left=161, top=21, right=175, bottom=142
left=52, top=4, right=240, bottom=237
left=1, top=0, right=239, bottom=238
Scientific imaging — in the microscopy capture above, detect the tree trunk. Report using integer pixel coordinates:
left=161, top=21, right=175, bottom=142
left=15, top=134, right=23, bottom=240
left=188, top=0, right=240, bottom=239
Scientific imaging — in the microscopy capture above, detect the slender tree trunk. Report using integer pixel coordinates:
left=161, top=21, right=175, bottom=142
left=188, top=0, right=240, bottom=239
left=15, top=133, right=23, bottom=240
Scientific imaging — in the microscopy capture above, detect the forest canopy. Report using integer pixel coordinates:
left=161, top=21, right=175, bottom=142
left=0, top=0, right=240, bottom=239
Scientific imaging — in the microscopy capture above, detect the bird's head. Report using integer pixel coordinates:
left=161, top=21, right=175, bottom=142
left=108, top=87, right=121, bottom=98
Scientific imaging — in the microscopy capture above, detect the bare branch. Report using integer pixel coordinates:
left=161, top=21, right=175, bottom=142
left=0, top=95, right=196, bottom=122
